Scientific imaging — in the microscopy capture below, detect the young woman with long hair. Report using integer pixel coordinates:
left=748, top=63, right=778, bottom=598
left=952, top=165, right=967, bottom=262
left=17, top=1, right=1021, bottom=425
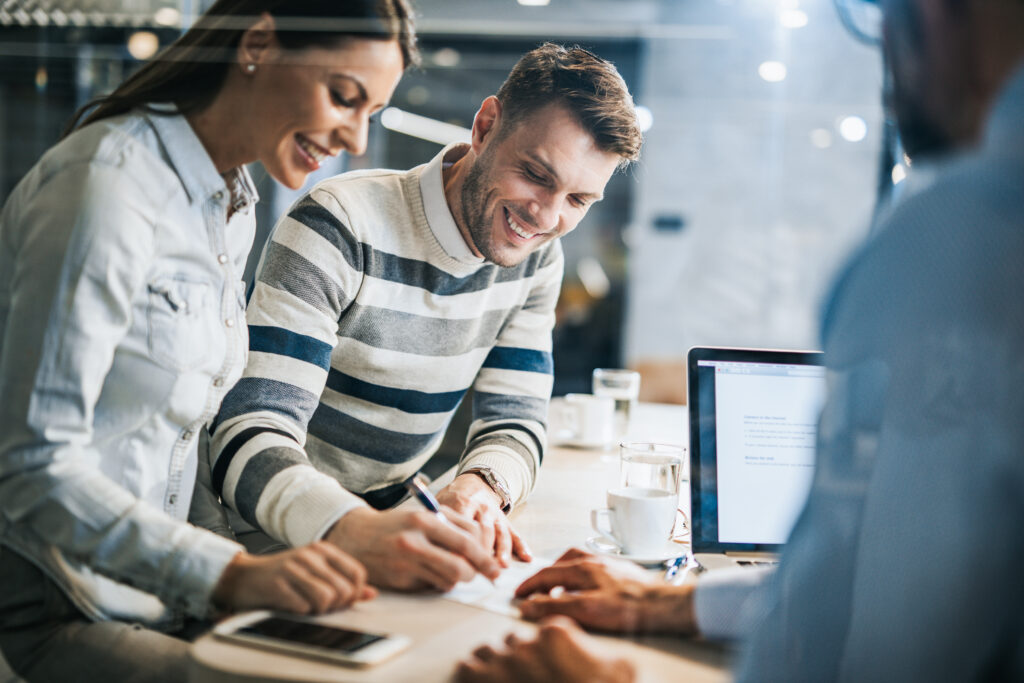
left=0, top=2, right=417, bottom=680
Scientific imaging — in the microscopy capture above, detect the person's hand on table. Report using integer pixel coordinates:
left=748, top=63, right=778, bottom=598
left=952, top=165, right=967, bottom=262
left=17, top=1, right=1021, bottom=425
left=436, top=472, right=533, bottom=567
left=515, top=548, right=698, bottom=635
left=213, top=542, right=376, bottom=614
left=455, top=616, right=636, bottom=683
left=325, top=506, right=501, bottom=592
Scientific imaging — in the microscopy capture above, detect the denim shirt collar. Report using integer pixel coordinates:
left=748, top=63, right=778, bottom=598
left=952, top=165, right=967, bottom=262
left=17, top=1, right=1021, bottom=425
left=144, top=105, right=259, bottom=213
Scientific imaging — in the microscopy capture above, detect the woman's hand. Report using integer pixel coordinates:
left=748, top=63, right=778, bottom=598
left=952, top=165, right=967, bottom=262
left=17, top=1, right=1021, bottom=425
left=213, top=542, right=375, bottom=614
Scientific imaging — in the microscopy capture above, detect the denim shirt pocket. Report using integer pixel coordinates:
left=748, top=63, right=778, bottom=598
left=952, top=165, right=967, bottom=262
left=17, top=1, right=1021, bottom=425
left=147, top=275, right=217, bottom=372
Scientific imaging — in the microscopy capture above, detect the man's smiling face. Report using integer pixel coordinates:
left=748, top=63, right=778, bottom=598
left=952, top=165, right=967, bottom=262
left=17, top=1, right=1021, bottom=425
left=458, top=102, right=621, bottom=267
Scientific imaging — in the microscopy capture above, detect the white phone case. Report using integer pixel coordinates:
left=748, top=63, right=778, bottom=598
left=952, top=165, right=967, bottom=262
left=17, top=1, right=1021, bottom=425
left=212, top=610, right=411, bottom=667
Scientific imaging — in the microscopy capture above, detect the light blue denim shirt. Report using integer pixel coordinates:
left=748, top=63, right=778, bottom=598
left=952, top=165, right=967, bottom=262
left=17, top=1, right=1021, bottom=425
left=0, top=107, right=253, bottom=626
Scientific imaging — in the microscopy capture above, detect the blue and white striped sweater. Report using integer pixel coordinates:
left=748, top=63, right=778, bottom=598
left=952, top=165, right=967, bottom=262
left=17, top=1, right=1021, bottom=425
left=209, top=147, right=561, bottom=547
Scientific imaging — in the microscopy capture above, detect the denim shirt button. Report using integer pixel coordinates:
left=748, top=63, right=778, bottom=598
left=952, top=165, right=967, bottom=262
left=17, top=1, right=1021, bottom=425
left=182, top=430, right=193, bottom=441
left=217, top=253, right=228, bottom=265
left=213, top=191, right=224, bottom=200
left=213, top=377, right=224, bottom=387
left=224, top=318, right=235, bottom=328
left=168, top=494, right=178, bottom=506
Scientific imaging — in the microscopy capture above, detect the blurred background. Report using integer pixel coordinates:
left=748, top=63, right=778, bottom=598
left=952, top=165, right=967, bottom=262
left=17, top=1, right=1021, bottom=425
left=0, top=0, right=891, bottom=405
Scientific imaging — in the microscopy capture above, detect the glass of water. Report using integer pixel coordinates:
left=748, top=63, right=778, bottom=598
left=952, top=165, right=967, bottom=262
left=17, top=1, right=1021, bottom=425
left=592, top=368, right=641, bottom=442
left=620, top=442, right=684, bottom=493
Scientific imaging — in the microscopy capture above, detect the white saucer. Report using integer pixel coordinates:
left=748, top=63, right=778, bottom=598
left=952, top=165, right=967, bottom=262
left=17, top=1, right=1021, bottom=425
left=585, top=536, right=688, bottom=566
left=550, top=431, right=611, bottom=449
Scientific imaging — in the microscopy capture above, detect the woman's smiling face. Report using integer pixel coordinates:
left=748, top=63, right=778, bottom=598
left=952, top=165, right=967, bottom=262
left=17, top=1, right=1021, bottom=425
left=250, top=37, right=404, bottom=189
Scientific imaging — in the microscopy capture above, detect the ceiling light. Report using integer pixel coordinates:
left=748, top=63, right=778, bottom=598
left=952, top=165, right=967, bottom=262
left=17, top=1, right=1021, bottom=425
left=517, top=0, right=551, bottom=5
left=127, top=31, right=159, bottom=60
left=810, top=128, right=832, bottom=149
left=154, top=7, right=181, bottom=27
left=380, top=107, right=471, bottom=146
left=758, top=61, right=787, bottom=82
left=838, top=115, right=867, bottom=142
left=635, top=105, right=653, bottom=133
left=780, top=9, right=808, bottom=28
left=432, top=47, right=460, bottom=68
left=406, top=85, right=430, bottom=106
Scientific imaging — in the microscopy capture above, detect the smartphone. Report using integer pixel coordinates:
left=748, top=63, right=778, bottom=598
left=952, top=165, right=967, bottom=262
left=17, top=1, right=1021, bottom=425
left=212, top=611, right=411, bottom=667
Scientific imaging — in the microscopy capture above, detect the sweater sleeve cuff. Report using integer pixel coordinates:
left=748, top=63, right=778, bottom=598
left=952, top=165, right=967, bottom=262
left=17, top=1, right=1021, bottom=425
left=458, top=450, right=532, bottom=509
left=255, top=467, right=369, bottom=547
left=693, top=566, right=773, bottom=641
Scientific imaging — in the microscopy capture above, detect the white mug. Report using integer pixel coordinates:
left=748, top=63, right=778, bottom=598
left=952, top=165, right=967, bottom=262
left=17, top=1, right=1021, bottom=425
left=549, top=393, right=615, bottom=448
left=591, top=487, right=677, bottom=556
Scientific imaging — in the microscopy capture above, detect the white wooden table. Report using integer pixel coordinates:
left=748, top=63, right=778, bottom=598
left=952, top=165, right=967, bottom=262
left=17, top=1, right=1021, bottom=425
left=188, top=403, right=732, bottom=682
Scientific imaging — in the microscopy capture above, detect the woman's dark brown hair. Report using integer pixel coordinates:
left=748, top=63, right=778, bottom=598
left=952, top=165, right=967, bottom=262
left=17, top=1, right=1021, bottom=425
left=63, top=0, right=418, bottom=137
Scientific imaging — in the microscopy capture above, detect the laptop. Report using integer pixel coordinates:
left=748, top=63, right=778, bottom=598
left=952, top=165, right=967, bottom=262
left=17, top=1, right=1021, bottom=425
left=686, top=346, right=826, bottom=571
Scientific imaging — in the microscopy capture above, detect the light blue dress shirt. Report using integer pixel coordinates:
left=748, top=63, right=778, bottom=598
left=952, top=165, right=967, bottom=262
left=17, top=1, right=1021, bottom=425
left=698, top=62, right=1024, bottom=680
left=0, top=108, right=253, bottom=626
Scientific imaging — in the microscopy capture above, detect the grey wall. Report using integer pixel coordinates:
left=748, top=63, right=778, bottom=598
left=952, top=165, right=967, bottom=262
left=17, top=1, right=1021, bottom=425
left=625, top=0, right=883, bottom=362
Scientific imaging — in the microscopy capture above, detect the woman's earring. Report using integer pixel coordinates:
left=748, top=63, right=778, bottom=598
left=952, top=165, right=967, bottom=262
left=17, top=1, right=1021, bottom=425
left=245, top=64, right=256, bottom=73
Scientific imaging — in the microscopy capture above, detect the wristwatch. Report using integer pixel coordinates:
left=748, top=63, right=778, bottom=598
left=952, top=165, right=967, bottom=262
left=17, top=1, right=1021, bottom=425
left=463, top=466, right=513, bottom=514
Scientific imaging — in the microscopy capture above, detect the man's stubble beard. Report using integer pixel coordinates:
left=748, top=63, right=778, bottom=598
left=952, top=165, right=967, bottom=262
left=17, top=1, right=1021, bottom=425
left=459, top=153, right=498, bottom=264
left=458, top=145, right=538, bottom=269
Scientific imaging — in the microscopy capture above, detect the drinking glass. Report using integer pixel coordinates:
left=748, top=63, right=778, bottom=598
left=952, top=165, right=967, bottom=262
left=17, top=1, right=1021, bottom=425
left=592, top=368, right=640, bottom=442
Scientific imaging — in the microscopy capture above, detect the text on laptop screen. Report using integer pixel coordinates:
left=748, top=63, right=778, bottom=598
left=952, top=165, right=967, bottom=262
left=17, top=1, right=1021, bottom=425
left=698, top=360, right=826, bottom=545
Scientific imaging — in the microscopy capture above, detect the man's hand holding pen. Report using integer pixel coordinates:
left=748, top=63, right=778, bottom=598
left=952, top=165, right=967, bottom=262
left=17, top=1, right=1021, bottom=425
left=325, top=485, right=501, bottom=593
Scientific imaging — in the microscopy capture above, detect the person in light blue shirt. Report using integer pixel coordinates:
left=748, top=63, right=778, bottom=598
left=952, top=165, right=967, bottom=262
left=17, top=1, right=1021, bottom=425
left=455, top=0, right=1024, bottom=680
left=0, top=1, right=420, bottom=680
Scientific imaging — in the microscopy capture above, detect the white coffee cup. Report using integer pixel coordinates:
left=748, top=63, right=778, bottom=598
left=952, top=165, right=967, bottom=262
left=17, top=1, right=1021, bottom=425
left=549, top=393, right=615, bottom=448
left=591, top=487, right=677, bottom=556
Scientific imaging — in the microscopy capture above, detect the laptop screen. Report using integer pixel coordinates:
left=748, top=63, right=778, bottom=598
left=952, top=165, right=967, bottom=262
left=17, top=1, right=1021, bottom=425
left=687, top=348, right=826, bottom=553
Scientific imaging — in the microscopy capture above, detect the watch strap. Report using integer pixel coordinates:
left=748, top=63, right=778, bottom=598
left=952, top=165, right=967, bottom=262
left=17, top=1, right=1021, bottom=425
left=464, top=466, right=513, bottom=514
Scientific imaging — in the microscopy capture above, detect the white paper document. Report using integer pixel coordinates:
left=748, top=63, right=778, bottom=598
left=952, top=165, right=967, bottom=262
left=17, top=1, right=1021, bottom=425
left=714, top=367, right=825, bottom=544
left=442, top=557, right=552, bottom=618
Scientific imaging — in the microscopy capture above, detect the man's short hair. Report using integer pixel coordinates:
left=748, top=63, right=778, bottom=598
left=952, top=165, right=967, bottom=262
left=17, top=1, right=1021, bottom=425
left=496, top=43, right=643, bottom=167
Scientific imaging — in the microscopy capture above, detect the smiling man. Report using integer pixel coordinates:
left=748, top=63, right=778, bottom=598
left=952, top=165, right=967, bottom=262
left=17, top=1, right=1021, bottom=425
left=204, top=44, right=642, bottom=591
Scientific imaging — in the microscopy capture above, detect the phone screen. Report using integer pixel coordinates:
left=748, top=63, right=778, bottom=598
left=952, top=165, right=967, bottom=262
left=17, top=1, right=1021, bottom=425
left=240, top=617, right=385, bottom=653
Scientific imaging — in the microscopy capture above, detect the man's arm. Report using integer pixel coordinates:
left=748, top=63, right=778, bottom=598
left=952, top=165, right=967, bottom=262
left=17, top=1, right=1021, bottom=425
left=437, top=242, right=563, bottom=562
left=210, top=190, right=501, bottom=591
left=455, top=548, right=768, bottom=683
left=210, top=191, right=368, bottom=546
left=513, top=548, right=770, bottom=641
